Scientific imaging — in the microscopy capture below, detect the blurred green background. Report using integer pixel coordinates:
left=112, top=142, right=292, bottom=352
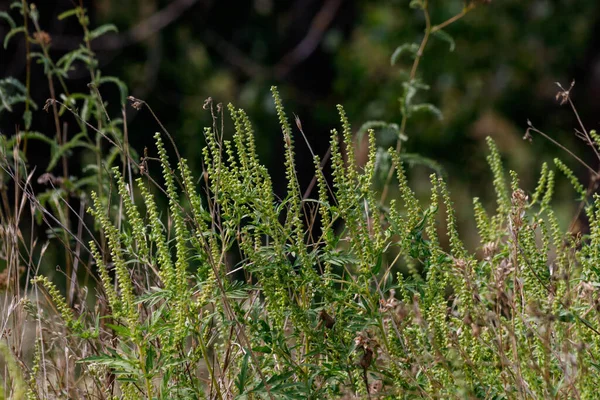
left=2, top=0, right=600, bottom=249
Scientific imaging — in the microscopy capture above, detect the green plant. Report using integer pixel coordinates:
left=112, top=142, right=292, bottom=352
left=1, top=0, right=133, bottom=307
left=2, top=1, right=600, bottom=399
left=6, top=89, right=600, bottom=398
left=356, top=0, right=490, bottom=202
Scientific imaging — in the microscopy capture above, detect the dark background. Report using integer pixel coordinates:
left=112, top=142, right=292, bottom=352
left=2, top=0, right=600, bottom=247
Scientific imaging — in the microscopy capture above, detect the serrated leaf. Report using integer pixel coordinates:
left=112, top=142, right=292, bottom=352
left=0, top=94, right=26, bottom=112
left=0, top=76, right=26, bottom=92
left=391, top=43, right=419, bottom=65
left=86, top=24, right=118, bottom=41
left=432, top=29, right=456, bottom=52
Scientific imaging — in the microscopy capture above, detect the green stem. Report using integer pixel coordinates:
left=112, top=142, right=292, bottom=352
left=380, top=2, right=478, bottom=206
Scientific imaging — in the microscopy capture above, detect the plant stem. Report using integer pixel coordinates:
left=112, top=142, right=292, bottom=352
left=431, top=3, right=475, bottom=34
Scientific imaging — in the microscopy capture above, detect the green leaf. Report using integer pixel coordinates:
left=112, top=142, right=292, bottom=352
left=86, top=24, right=118, bottom=41
left=104, top=145, right=122, bottom=168
left=3, top=26, right=25, bottom=49
left=375, top=147, right=392, bottom=182
left=0, top=76, right=26, bottom=93
left=29, top=5, right=39, bottom=22
left=9, top=2, right=22, bottom=11
left=372, top=253, right=383, bottom=275
left=23, top=110, right=32, bottom=130
left=251, top=345, right=272, bottom=354
left=57, top=7, right=81, bottom=21
left=145, top=346, right=156, bottom=375
left=357, top=120, right=407, bottom=144
left=409, top=103, right=443, bottom=120
left=30, top=52, right=52, bottom=74
left=0, top=87, right=13, bottom=112
left=0, top=11, right=16, bottom=29
left=98, top=76, right=129, bottom=105
left=390, top=43, right=419, bottom=65
left=235, top=352, right=251, bottom=394
left=410, top=0, right=425, bottom=9
left=400, top=80, right=430, bottom=117
left=47, top=132, right=95, bottom=171
left=5, top=131, right=56, bottom=149
left=57, top=47, right=96, bottom=74
left=558, top=310, right=574, bottom=323
left=79, top=354, right=140, bottom=376
left=250, top=371, right=297, bottom=394
left=402, top=152, right=445, bottom=177
left=432, top=29, right=456, bottom=52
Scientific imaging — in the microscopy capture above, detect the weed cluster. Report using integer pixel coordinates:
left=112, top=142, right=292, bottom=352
left=1, top=1, right=600, bottom=399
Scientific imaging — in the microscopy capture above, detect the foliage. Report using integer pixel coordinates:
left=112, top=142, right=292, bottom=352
left=1, top=1, right=600, bottom=399
left=7, top=90, right=600, bottom=399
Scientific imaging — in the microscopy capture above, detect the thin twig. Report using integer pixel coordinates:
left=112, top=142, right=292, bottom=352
left=525, top=124, right=599, bottom=179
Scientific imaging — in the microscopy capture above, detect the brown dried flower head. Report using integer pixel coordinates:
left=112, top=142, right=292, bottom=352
left=128, top=96, right=144, bottom=110
left=43, top=98, right=56, bottom=112
left=511, top=188, right=528, bottom=208
left=453, top=257, right=468, bottom=272
left=33, top=31, right=52, bottom=46
left=555, top=80, right=575, bottom=106
left=379, top=289, right=399, bottom=313
left=483, top=241, right=497, bottom=260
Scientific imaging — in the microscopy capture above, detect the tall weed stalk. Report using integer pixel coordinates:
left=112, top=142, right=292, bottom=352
left=1, top=1, right=600, bottom=399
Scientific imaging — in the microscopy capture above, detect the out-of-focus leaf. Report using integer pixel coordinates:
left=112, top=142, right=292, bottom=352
left=23, top=110, right=32, bottom=129
left=432, top=29, right=456, bottom=52
left=3, top=26, right=25, bottom=49
left=98, top=76, right=129, bottom=105
left=0, top=11, right=16, bottom=29
left=357, top=120, right=406, bottom=144
left=410, top=0, right=425, bottom=9
left=401, top=152, right=445, bottom=177
left=57, top=8, right=81, bottom=21
left=409, top=103, right=443, bottom=120
left=86, top=24, right=118, bottom=41
left=391, top=43, right=419, bottom=65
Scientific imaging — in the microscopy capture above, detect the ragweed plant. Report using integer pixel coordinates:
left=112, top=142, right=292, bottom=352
left=2, top=1, right=600, bottom=400
left=10, top=89, right=600, bottom=398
